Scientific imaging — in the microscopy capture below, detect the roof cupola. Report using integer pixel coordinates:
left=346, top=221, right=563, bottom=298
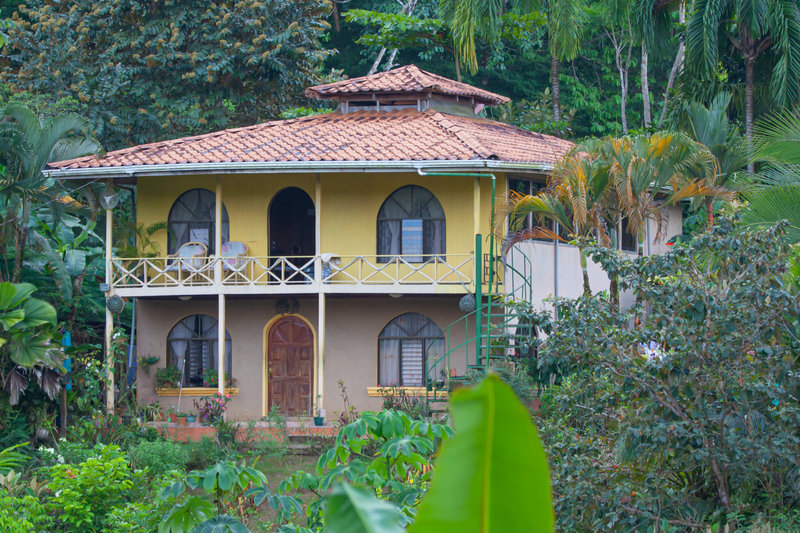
left=305, top=65, right=509, bottom=116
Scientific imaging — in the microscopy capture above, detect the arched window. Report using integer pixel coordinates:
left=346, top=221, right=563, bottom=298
left=377, top=186, right=445, bottom=262
left=168, top=189, right=229, bottom=254
left=378, top=312, right=444, bottom=387
left=167, top=314, right=231, bottom=387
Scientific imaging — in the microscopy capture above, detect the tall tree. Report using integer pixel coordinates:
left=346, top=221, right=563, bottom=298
left=440, top=0, right=582, bottom=122
left=686, top=0, right=800, bottom=173
left=1, top=0, right=333, bottom=149
left=0, top=105, right=100, bottom=282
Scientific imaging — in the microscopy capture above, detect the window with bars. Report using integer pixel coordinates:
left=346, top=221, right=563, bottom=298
left=167, top=314, right=232, bottom=387
left=378, top=312, right=445, bottom=387
left=377, top=186, right=445, bottom=263
left=168, top=189, right=229, bottom=254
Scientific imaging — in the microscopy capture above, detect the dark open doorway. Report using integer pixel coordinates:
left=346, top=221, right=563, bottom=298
left=269, top=187, right=315, bottom=263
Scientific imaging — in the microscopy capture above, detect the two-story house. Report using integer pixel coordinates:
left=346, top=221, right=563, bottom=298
left=48, top=65, right=679, bottom=421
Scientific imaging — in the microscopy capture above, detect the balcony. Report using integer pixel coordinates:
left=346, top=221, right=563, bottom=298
left=109, top=253, right=475, bottom=297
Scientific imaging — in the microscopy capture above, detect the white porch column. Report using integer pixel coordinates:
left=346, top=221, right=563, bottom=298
left=218, top=294, right=226, bottom=398
left=215, top=179, right=225, bottom=399
left=104, top=204, right=114, bottom=413
left=215, top=178, right=222, bottom=286
left=318, top=292, right=325, bottom=416
left=315, top=174, right=324, bottom=414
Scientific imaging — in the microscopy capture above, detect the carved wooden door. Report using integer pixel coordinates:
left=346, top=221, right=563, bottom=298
left=268, top=316, right=313, bottom=416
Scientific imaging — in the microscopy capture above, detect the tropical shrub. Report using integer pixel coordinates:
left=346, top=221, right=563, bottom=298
left=128, top=439, right=189, bottom=476
left=0, top=491, right=50, bottom=532
left=159, top=460, right=267, bottom=532
left=194, top=392, right=231, bottom=424
left=527, top=218, right=800, bottom=530
left=46, top=444, right=134, bottom=531
left=257, top=408, right=454, bottom=530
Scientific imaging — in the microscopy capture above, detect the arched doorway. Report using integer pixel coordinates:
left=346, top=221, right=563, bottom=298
left=269, top=188, right=315, bottom=264
left=265, top=315, right=314, bottom=416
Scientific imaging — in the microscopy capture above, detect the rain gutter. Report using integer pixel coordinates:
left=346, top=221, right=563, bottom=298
left=44, top=159, right=553, bottom=180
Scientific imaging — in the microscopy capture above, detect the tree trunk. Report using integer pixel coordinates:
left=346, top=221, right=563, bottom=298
left=551, top=55, right=561, bottom=122
left=619, top=63, right=629, bottom=134
left=641, top=41, right=651, bottom=129
left=706, top=197, right=715, bottom=230
left=658, top=1, right=685, bottom=127
left=745, top=57, right=755, bottom=174
left=368, top=48, right=387, bottom=75
left=580, top=248, right=591, bottom=297
left=386, top=48, right=399, bottom=70
left=12, top=198, right=30, bottom=283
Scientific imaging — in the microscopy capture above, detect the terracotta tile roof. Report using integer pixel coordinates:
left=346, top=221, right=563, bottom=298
left=306, top=65, right=510, bottom=106
left=50, top=109, right=573, bottom=170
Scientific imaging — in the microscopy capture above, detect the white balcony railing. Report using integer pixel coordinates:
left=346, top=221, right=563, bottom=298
left=110, top=254, right=474, bottom=296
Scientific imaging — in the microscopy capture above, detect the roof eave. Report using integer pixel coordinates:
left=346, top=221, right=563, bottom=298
left=44, top=159, right=554, bottom=180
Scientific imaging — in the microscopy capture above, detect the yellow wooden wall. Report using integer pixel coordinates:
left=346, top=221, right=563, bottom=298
left=135, top=171, right=504, bottom=259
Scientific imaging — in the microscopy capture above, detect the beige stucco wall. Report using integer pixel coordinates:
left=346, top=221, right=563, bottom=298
left=136, top=295, right=466, bottom=420
left=504, top=205, right=683, bottom=313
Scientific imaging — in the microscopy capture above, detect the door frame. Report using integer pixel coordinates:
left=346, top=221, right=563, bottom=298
left=262, top=313, right=317, bottom=417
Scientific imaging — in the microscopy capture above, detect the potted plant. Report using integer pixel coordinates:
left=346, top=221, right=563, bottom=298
left=202, top=368, right=237, bottom=388
left=138, top=355, right=160, bottom=375
left=185, top=413, right=196, bottom=424
left=313, top=395, right=324, bottom=426
left=176, top=412, right=188, bottom=426
left=155, top=367, right=182, bottom=389
left=166, top=406, right=177, bottom=423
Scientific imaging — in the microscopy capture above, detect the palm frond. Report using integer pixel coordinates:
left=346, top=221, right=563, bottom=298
left=754, top=108, right=800, bottom=164
left=741, top=183, right=800, bottom=243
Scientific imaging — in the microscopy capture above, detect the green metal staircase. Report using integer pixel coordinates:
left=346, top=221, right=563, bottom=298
left=424, top=233, right=533, bottom=411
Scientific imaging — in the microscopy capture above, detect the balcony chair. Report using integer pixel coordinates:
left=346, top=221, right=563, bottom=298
left=220, top=241, right=249, bottom=281
left=165, top=242, right=210, bottom=283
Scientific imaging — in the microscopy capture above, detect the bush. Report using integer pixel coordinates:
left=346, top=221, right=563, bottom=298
left=529, top=219, right=800, bottom=530
left=46, top=444, right=133, bottom=531
left=185, top=437, right=227, bottom=471
left=0, top=491, right=50, bottom=532
left=128, top=439, right=189, bottom=476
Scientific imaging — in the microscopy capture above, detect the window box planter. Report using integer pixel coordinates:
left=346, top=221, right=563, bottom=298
left=155, top=387, right=239, bottom=397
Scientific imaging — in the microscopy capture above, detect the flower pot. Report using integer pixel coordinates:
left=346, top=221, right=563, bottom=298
left=313, top=416, right=324, bottom=426
left=176, top=417, right=187, bottom=426
left=186, top=415, right=196, bottom=424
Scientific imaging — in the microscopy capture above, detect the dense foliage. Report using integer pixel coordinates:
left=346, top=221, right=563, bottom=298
left=1, top=0, right=333, bottom=148
left=524, top=218, right=800, bottom=530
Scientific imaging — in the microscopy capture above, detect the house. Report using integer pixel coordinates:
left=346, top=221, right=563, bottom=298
left=47, top=65, right=680, bottom=421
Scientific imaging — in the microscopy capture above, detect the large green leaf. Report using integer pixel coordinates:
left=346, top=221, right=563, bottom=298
left=0, top=309, right=25, bottom=330
left=193, top=516, right=251, bottom=533
left=324, top=483, right=405, bottom=533
left=0, top=282, right=35, bottom=310
left=410, top=375, right=554, bottom=533
left=158, top=496, right=214, bottom=533
left=17, top=298, right=57, bottom=328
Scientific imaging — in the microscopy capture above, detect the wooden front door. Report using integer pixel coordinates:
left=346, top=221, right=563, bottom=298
left=267, top=316, right=313, bottom=416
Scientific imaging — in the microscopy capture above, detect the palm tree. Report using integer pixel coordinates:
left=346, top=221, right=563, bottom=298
left=584, top=133, right=718, bottom=255
left=686, top=0, right=800, bottom=173
left=0, top=104, right=101, bottom=282
left=500, top=157, right=612, bottom=296
left=682, top=93, right=748, bottom=227
left=440, top=0, right=582, bottom=123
